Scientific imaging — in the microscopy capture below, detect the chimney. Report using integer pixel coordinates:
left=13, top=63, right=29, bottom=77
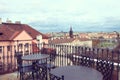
left=0, top=18, right=2, bottom=24
left=15, top=21, right=21, bottom=24
left=6, top=18, right=12, bottom=23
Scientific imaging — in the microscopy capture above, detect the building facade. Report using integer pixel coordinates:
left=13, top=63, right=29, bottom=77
left=0, top=22, right=48, bottom=66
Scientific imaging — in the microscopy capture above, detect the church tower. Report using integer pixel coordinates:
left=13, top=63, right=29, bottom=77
left=69, top=26, right=73, bottom=38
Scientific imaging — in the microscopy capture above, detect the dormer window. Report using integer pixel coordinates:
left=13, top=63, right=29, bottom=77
left=28, top=32, right=31, bottom=34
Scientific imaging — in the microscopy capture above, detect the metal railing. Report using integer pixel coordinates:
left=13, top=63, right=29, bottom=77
left=0, top=41, right=119, bottom=80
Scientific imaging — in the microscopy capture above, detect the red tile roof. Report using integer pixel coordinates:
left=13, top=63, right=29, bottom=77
left=49, top=38, right=75, bottom=44
left=0, top=23, right=48, bottom=40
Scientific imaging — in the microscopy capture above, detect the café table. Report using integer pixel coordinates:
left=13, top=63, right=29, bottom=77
left=50, top=65, right=103, bottom=80
left=22, top=53, right=49, bottom=61
left=22, top=53, right=49, bottom=80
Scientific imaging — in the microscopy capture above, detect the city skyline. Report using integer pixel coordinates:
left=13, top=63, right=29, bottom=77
left=0, top=0, right=120, bottom=33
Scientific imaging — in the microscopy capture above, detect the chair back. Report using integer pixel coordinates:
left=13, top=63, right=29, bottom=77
left=15, top=52, right=23, bottom=71
left=41, top=48, right=56, bottom=62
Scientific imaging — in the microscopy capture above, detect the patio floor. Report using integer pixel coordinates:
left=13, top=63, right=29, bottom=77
left=0, top=71, right=50, bottom=80
left=0, top=72, right=18, bottom=80
left=0, top=70, right=118, bottom=80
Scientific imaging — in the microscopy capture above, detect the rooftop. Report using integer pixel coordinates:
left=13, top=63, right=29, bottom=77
left=0, top=23, right=48, bottom=40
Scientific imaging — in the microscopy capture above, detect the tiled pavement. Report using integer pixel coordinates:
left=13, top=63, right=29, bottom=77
left=0, top=72, right=18, bottom=80
left=0, top=72, right=50, bottom=80
left=0, top=71, right=119, bottom=80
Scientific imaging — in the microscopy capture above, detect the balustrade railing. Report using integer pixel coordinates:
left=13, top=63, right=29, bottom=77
left=0, top=40, right=119, bottom=80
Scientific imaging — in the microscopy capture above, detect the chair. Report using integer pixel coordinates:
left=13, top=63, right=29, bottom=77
left=0, top=62, right=4, bottom=73
left=36, top=48, right=56, bottom=80
left=15, top=52, right=37, bottom=80
left=96, top=59, right=114, bottom=80
left=41, top=48, right=56, bottom=70
left=50, top=74, right=64, bottom=80
left=36, top=58, right=48, bottom=80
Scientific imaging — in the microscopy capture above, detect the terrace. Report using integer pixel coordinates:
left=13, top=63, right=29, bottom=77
left=0, top=40, right=119, bottom=80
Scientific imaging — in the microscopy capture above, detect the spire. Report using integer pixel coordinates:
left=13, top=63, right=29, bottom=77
left=69, top=26, right=73, bottom=38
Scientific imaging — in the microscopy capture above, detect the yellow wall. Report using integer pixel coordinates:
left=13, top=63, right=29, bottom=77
left=0, top=30, right=33, bottom=65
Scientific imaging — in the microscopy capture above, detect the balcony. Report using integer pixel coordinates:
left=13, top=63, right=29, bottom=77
left=0, top=41, right=119, bottom=80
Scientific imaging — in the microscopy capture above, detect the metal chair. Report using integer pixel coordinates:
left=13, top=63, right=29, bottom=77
left=15, top=52, right=37, bottom=80
left=96, top=59, right=114, bottom=80
left=41, top=48, right=56, bottom=70
left=36, top=58, right=48, bottom=80
left=36, top=48, right=56, bottom=80
left=50, top=74, right=64, bottom=80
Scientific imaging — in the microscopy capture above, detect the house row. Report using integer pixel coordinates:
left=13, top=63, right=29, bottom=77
left=49, top=37, right=100, bottom=48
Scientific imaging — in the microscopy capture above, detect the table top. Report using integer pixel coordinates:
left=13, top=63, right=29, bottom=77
left=50, top=65, right=103, bottom=80
left=22, top=54, right=49, bottom=61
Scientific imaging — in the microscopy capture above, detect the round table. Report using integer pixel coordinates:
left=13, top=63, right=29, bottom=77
left=50, top=65, right=103, bottom=80
left=22, top=54, right=49, bottom=61
left=21, top=54, right=49, bottom=80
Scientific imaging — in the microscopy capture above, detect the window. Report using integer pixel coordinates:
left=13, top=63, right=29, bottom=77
left=25, top=43, right=29, bottom=52
left=0, top=46, right=2, bottom=53
left=25, top=43, right=29, bottom=48
left=18, top=44, right=23, bottom=49
left=7, top=46, right=11, bottom=52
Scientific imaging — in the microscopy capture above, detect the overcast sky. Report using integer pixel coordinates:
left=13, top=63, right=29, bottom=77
left=1, top=0, right=120, bottom=32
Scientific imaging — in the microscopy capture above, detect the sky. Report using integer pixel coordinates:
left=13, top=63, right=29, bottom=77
left=0, top=0, right=120, bottom=33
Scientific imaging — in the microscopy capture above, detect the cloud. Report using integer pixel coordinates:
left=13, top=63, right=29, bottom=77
left=0, top=0, right=120, bottom=32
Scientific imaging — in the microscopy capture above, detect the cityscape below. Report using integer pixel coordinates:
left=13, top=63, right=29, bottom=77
left=0, top=0, right=120, bottom=79
left=0, top=18, right=119, bottom=80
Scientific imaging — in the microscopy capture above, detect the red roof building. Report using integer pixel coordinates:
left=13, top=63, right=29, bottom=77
left=0, top=22, right=49, bottom=64
left=0, top=23, right=48, bottom=40
left=48, top=37, right=97, bottom=48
